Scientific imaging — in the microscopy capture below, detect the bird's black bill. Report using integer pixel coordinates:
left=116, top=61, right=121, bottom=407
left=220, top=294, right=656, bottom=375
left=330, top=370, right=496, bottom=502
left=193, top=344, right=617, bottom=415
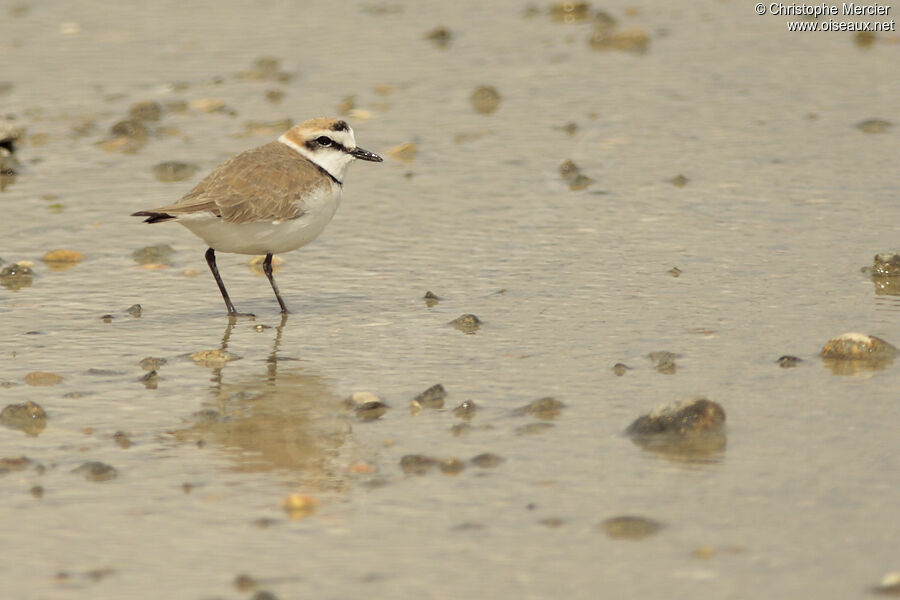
left=349, top=147, right=383, bottom=162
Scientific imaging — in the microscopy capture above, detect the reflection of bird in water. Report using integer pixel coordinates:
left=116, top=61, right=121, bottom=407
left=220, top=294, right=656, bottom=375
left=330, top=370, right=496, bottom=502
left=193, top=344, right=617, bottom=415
left=173, top=315, right=353, bottom=485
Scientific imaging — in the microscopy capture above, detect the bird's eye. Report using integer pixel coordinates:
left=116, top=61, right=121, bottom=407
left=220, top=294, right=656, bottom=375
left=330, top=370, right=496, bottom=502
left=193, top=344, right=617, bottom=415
left=316, top=136, right=333, bottom=147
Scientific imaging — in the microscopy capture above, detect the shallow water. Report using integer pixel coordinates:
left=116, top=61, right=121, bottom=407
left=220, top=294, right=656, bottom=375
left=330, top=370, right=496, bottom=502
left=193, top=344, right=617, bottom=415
left=2, top=1, right=900, bottom=598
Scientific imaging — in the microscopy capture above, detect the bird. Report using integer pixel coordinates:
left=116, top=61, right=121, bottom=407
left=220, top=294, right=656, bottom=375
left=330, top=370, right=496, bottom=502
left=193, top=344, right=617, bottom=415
left=132, top=117, right=382, bottom=317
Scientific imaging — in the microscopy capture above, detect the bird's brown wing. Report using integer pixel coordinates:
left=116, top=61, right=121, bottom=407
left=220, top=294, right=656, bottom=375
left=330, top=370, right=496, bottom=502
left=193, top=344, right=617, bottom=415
left=136, top=142, right=328, bottom=224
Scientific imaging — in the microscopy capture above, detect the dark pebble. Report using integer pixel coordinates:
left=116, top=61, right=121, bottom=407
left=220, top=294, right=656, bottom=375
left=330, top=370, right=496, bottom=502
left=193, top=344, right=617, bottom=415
left=0, top=263, right=33, bottom=290
left=72, top=461, right=117, bottom=482
left=424, top=290, right=440, bottom=307
left=452, top=400, right=478, bottom=420
left=400, top=454, right=437, bottom=475
left=132, top=243, right=175, bottom=266
left=101, top=314, right=114, bottom=323
left=412, top=383, right=446, bottom=409
left=129, top=101, right=163, bottom=122
left=1, top=401, right=47, bottom=436
left=601, top=516, right=663, bottom=540
left=109, top=119, right=148, bottom=140
left=856, top=118, right=892, bottom=134
left=424, top=26, right=452, bottom=47
left=470, top=453, right=504, bottom=468
left=139, top=357, right=167, bottom=371
left=126, top=303, right=142, bottom=317
left=355, top=401, right=389, bottom=421
left=777, top=355, right=802, bottom=368
left=113, top=431, right=133, bottom=448
left=512, top=397, right=565, bottom=420
left=470, top=86, right=501, bottom=114
left=449, top=314, right=482, bottom=333
left=438, top=458, right=465, bottom=475
left=648, top=351, right=679, bottom=374
left=234, top=574, right=258, bottom=591
left=613, top=363, right=630, bottom=376
left=668, top=174, right=689, bottom=187
left=30, top=485, right=44, bottom=499
left=625, top=398, right=727, bottom=459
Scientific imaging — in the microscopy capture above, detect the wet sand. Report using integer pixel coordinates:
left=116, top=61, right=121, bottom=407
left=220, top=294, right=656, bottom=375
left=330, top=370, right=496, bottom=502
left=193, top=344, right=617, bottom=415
left=2, top=1, right=900, bottom=598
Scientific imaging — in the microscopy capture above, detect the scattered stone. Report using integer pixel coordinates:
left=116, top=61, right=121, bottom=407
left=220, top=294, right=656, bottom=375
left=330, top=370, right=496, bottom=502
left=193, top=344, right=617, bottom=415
left=424, top=26, right=452, bottom=47
left=132, top=244, right=175, bottom=266
left=42, top=249, right=85, bottom=269
left=234, top=574, right=258, bottom=592
left=0, top=456, right=31, bottom=474
left=190, top=349, right=240, bottom=368
left=854, top=30, right=877, bottom=48
left=470, top=86, right=501, bottom=114
left=412, top=384, right=446, bottom=410
left=189, top=98, right=227, bottom=113
left=355, top=400, right=389, bottom=421
left=72, top=461, right=117, bottom=482
left=648, top=351, right=679, bottom=374
left=400, top=454, right=437, bottom=475
left=668, top=174, right=689, bottom=187
left=601, top=516, right=663, bottom=540
left=613, top=363, right=630, bottom=376
left=515, top=422, right=555, bottom=435
left=821, top=332, right=897, bottom=374
left=126, top=304, right=143, bottom=317
left=856, top=118, right=892, bottom=134
left=388, top=142, right=417, bottom=163
left=470, top=453, right=504, bottom=468
left=438, top=458, right=466, bottom=475
left=113, top=431, right=133, bottom=448
left=424, top=290, right=440, bottom=307
left=103, top=119, right=148, bottom=153
left=280, top=493, right=318, bottom=519
left=777, top=355, right=802, bottom=368
left=452, top=400, right=478, bottom=420
left=449, top=314, right=482, bottom=334
left=871, top=253, right=900, bottom=277
left=668, top=266, right=682, bottom=277
left=512, top=397, right=565, bottom=420
left=0, top=263, right=33, bottom=290
left=140, top=370, right=159, bottom=389
left=872, top=572, right=900, bottom=595
left=625, top=398, right=726, bottom=459
left=558, top=159, right=593, bottom=190
left=450, top=423, right=473, bottom=436
left=24, top=371, right=63, bottom=386
left=589, top=27, right=651, bottom=54
left=30, top=485, right=44, bottom=499
left=101, top=314, right=114, bottom=323
left=129, top=101, right=163, bottom=122
left=152, top=161, right=199, bottom=182
left=539, top=517, right=564, bottom=528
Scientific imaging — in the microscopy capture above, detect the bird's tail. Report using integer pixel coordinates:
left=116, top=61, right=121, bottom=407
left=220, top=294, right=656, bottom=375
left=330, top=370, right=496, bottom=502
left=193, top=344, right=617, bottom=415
left=131, top=211, right=175, bottom=224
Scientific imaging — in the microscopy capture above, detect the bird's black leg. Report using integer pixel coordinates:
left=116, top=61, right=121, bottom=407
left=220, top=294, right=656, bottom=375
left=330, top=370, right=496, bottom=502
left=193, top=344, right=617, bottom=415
left=263, top=253, right=289, bottom=314
left=205, top=247, right=254, bottom=317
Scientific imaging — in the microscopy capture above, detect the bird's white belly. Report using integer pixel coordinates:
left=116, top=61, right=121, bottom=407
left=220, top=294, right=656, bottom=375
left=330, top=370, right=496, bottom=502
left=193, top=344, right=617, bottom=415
left=178, top=185, right=341, bottom=255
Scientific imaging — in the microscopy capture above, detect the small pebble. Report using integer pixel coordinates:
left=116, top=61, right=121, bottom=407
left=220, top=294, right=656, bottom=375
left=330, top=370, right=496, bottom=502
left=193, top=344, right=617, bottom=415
left=424, top=290, right=440, bottom=307
left=190, top=349, right=240, bottom=368
left=470, top=86, right=501, bottom=114
left=549, top=1, right=591, bottom=23
left=668, top=266, right=682, bottom=277
left=470, top=453, right=504, bottom=468
left=126, top=304, right=143, bottom=317
left=139, top=356, right=166, bottom=371
left=72, top=461, right=117, bottom=482
left=24, top=371, right=62, bottom=387
left=539, top=517, right=564, bottom=528
left=412, top=383, right=446, bottom=409
left=399, top=454, right=437, bottom=475
left=856, top=118, right=892, bottom=134
left=512, top=397, right=565, bottom=420
left=871, top=253, right=900, bottom=277
left=113, top=431, right=133, bottom=448
left=589, top=28, right=651, bottom=54
left=626, top=398, right=725, bottom=437
left=42, top=249, right=85, bottom=266
left=101, top=314, right=114, bottom=323
left=129, top=101, right=163, bottom=122
left=152, top=161, right=199, bottom=182
left=0, top=263, right=33, bottom=290
left=854, top=30, right=877, bottom=47
left=355, top=401, right=389, bottom=421
left=132, top=244, right=175, bottom=266
left=668, top=174, right=689, bottom=187
left=452, top=400, right=478, bottom=420
left=776, top=355, right=802, bottom=368
left=648, top=351, right=679, bottom=374
left=558, top=159, right=593, bottom=190
left=265, top=89, right=284, bottom=104
left=449, top=314, right=482, bottom=333
left=601, top=516, right=663, bottom=540
left=140, top=370, right=159, bottom=389
left=234, top=574, right=258, bottom=591
left=280, top=493, right=318, bottom=519
left=424, top=26, right=452, bottom=47
left=30, top=485, right=44, bottom=499
left=438, top=458, right=466, bottom=475
left=613, top=363, right=630, bottom=376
